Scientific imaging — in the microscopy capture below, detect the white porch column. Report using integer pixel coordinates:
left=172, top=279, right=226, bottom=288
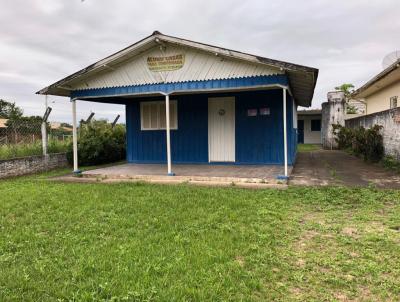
left=165, top=94, right=173, bottom=176
left=283, top=88, right=288, bottom=177
left=72, top=99, right=80, bottom=173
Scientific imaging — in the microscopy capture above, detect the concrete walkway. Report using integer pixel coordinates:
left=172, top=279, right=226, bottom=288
left=290, top=150, right=400, bottom=188
left=51, top=163, right=292, bottom=189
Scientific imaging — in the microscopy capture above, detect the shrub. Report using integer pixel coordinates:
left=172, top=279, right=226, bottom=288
left=382, top=156, right=400, bottom=174
left=332, top=124, right=353, bottom=150
left=66, top=120, right=126, bottom=166
left=332, top=124, right=384, bottom=162
left=363, top=125, right=384, bottom=162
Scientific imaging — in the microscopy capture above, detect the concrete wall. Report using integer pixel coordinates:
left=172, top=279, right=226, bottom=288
left=321, top=91, right=346, bottom=149
left=364, top=81, right=399, bottom=114
left=298, top=114, right=321, bottom=144
left=345, top=108, right=400, bottom=160
left=0, top=153, right=68, bottom=179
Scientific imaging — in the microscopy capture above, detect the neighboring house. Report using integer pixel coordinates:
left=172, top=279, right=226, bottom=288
left=297, top=110, right=322, bottom=144
left=0, top=118, right=7, bottom=128
left=0, top=119, right=7, bottom=139
left=37, top=31, right=318, bottom=177
left=346, top=99, right=366, bottom=115
left=50, top=122, right=72, bottom=132
left=352, top=59, right=400, bottom=114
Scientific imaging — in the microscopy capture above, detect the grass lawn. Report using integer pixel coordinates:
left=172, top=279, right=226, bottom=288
left=0, top=140, right=69, bottom=160
left=297, top=144, right=322, bottom=152
left=0, top=172, right=399, bottom=301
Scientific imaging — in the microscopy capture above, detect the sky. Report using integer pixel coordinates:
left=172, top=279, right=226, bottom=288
left=1, top=0, right=399, bottom=123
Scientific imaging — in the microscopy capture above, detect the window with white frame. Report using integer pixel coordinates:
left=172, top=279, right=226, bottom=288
left=390, top=96, right=398, bottom=109
left=140, top=101, right=178, bottom=130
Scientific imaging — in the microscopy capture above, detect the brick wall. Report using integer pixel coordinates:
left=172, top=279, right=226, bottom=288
left=0, top=153, right=68, bottom=179
left=345, top=108, right=400, bottom=160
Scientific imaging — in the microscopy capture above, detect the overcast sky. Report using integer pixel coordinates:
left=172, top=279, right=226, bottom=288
left=1, top=0, right=399, bottom=123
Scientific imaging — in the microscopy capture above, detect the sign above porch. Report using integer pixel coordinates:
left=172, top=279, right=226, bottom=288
left=147, top=54, right=185, bottom=72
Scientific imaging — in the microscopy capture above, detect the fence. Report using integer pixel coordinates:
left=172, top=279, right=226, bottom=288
left=0, top=119, right=71, bottom=160
left=345, top=107, right=400, bottom=160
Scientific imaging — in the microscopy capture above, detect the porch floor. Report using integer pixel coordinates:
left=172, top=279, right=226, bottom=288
left=79, top=163, right=291, bottom=187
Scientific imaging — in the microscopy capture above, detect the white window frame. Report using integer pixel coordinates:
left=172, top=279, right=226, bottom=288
left=390, top=96, right=398, bottom=109
left=140, top=100, right=178, bottom=131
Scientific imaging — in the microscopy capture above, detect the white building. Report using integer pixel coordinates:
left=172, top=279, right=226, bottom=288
left=297, top=109, right=322, bottom=144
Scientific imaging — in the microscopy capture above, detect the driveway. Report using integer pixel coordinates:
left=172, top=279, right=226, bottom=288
left=290, top=149, right=400, bottom=188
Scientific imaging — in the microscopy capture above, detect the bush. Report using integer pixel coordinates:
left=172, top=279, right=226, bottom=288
left=332, top=124, right=384, bottom=162
left=382, top=156, right=400, bottom=174
left=332, top=124, right=353, bottom=150
left=66, top=120, right=126, bottom=166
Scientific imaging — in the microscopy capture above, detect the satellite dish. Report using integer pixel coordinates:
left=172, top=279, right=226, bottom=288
left=382, top=50, right=400, bottom=69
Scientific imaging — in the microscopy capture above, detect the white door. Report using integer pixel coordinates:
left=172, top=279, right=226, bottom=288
left=208, top=97, right=235, bottom=162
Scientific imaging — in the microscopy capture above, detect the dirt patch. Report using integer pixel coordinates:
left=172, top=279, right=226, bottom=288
left=299, top=211, right=325, bottom=225
left=295, top=230, right=320, bottom=249
left=290, top=150, right=400, bottom=188
left=235, top=256, right=245, bottom=267
left=342, top=227, right=359, bottom=238
left=290, top=287, right=302, bottom=296
left=296, top=258, right=306, bottom=268
left=334, top=292, right=351, bottom=302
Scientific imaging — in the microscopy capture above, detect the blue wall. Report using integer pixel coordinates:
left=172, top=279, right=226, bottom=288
left=126, top=90, right=296, bottom=165
left=126, top=94, right=209, bottom=163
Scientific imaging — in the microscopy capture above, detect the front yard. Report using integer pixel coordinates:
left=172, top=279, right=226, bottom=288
left=0, top=172, right=399, bottom=301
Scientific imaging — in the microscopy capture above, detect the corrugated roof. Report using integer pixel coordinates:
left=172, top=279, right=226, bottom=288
left=352, top=58, right=400, bottom=98
left=70, top=44, right=283, bottom=91
left=37, top=31, right=318, bottom=106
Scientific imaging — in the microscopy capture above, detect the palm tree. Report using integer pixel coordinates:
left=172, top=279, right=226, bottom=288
left=334, top=83, right=355, bottom=101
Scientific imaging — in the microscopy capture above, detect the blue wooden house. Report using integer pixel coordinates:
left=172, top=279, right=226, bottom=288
left=38, top=31, right=318, bottom=179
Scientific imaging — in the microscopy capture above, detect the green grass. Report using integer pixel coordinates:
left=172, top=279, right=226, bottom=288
left=382, top=155, right=400, bottom=174
left=297, top=144, right=322, bottom=152
left=1, top=173, right=400, bottom=301
left=0, top=140, right=69, bottom=160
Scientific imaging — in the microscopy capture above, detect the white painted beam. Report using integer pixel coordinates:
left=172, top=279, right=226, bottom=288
left=72, top=99, right=80, bottom=173
left=165, top=94, right=173, bottom=176
left=283, top=88, right=288, bottom=177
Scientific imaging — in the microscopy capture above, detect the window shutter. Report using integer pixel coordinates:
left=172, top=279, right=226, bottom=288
left=140, top=101, right=178, bottom=130
left=149, top=103, right=159, bottom=129
left=170, top=101, right=177, bottom=129
left=159, top=103, right=166, bottom=129
left=141, top=103, right=151, bottom=129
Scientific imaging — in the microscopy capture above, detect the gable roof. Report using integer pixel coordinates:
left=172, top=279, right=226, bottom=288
left=352, top=58, right=400, bottom=99
left=37, top=31, right=318, bottom=106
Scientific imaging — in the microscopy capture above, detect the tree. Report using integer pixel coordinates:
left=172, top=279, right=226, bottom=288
left=334, top=84, right=355, bottom=101
left=0, top=99, right=23, bottom=119
left=335, top=83, right=358, bottom=114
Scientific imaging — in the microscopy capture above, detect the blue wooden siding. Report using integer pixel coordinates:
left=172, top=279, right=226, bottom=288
left=126, top=90, right=296, bottom=165
left=126, top=95, right=208, bottom=163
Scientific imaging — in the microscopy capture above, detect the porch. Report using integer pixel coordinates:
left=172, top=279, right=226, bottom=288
left=80, top=163, right=292, bottom=186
